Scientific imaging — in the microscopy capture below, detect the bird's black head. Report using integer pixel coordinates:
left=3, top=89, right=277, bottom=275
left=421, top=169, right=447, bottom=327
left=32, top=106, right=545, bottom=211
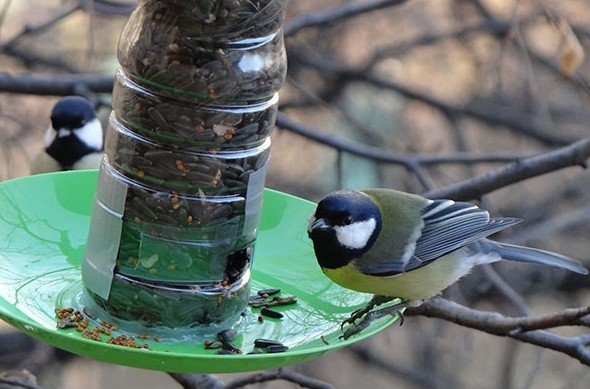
left=45, top=96, right=102, bottom=169
left=50, top=96, right=96, bottom=131
left=308, top=190, right=382, bottom=269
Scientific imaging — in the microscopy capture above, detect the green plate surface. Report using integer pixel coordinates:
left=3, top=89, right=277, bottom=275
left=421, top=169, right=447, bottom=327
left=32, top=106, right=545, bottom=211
left=0, top=170, right=397, bottom=373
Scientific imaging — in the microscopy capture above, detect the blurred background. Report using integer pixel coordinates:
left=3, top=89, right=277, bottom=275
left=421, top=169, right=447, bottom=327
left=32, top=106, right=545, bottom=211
left=1, top=0, right=589, bottom=388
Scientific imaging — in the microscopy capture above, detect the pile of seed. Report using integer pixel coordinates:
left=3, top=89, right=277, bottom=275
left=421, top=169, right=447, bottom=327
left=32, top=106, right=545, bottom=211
left=55, top=307, right=150, bottom=349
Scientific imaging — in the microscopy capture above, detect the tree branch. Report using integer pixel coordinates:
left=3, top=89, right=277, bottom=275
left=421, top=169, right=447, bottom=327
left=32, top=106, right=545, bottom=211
left=276, top=112, right=527, bottom=166
left=424, top=136, right=590, bottom=200
left=405, top=297, right=590, bottom=365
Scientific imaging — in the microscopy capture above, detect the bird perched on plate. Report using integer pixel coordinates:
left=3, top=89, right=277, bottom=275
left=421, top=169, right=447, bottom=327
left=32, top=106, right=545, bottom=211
left=30, top=96, right=104, bottom=174
left=308, top=189, right=588, bottom=337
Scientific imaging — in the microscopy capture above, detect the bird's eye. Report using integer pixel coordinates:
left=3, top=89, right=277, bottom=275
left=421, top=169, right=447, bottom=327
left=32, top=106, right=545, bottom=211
left=343, top=215, right=353, bottom=225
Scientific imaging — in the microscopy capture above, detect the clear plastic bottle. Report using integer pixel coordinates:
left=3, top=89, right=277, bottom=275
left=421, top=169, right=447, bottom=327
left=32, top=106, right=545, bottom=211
left=83, top=0, right=288, bottom=328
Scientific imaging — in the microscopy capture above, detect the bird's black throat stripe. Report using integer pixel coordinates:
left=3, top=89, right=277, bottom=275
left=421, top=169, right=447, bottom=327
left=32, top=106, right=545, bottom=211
left=46, top=133, right=96, bottom=169
left=308, top=228, right=361, bottom=269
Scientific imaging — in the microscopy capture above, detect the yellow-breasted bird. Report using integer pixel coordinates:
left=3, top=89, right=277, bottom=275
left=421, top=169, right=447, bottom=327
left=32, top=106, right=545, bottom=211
left=308, top=189, right=588, bottom=336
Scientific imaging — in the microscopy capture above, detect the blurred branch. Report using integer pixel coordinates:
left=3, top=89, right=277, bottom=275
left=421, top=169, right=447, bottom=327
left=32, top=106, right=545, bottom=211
left=425, top=136, right=590, bottom=200
left=362, top=17, right=518, bottom=68
left=349, top=12, right=590, bottom=96
left=0, top=2, right=81, bottom=52
left=0, top=47, right=79, bottom=71
left=471, top=0, right=494, bottom=20
left=168, top=373, right=224, bottom=389
left=347, top=74, right=577, bottom=147
left=169, top=368, right=335, bottom=389
left=481, top=264, right=531, bottom=316
left=289, top=50, right=577, bottom=146
left=285, top=0, right=410, bottom=37
left=225, top=368, right=335, bottom=389
left=87, top=0, right=136, bottom=16
left=346, top=344, right=438, bottom=388
left=405, top=297, right=590, bottom=365
left=0, top=0, right=12, bottom=35
left=0, top=0, right=133, bottom=70
left=0, top=73, right=113, bottom=96
left=276, top=112, right=529, bottom=165
left=508, top=204, right=590, bottom=246
left=0, top=371, right=41, bottom=389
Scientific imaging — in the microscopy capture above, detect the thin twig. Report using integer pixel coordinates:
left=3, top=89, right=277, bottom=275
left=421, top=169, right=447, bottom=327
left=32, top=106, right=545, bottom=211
left=225, top=368, right=335, bottom=389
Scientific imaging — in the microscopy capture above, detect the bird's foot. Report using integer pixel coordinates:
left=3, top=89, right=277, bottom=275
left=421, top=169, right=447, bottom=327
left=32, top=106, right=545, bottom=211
left=340, top=295, right=395, bottom=329
left=339, top=299, right=409, bottom=340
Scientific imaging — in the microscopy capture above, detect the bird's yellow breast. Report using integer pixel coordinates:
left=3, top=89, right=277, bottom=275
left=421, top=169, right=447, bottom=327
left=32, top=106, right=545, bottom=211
left=322, top=250, right=473, bottom=301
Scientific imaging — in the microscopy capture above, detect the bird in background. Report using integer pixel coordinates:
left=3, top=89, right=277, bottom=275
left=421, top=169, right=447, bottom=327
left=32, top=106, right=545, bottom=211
left=30, top=96, right=104, bottom=174
left=308, top=188, right=588, bottom=338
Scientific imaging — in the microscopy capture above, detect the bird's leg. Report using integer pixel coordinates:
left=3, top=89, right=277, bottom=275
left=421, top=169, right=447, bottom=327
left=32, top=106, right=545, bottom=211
left=341, top=294, right=395, bottom=329
left=340, top=300, right=410, bottom=340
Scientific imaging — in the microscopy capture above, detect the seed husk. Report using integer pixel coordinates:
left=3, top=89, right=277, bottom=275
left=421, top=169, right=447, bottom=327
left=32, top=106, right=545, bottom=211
left=260, top=307, right=283, bottom=319
left=257, top=288, right=280, bottom=297
left=253, top=338, right=284, bottom=348
left=267, top=344, right=289, bottom=353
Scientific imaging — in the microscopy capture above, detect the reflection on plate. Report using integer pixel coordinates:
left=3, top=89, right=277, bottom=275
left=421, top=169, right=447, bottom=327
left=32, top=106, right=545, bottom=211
left=0, top=171, right=398, bottom=373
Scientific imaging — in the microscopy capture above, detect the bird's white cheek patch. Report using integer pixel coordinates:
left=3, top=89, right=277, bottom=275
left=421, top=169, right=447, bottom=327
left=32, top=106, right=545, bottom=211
left=334, top=218, right=376, bottom=250
left=75, top=118, right=103, bottom=150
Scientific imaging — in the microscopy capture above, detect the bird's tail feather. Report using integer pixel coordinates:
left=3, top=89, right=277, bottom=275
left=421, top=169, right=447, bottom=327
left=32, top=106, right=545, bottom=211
left=494, top=241, right=588, bottom=274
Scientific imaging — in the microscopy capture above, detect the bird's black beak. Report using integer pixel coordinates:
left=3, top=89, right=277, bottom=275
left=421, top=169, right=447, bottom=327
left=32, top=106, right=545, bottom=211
left=308, top=217, right=330, bottom=236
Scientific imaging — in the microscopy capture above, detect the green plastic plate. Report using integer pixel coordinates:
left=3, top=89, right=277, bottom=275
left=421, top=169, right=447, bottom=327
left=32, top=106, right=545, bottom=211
left=0, top=170, right=397, bottom=373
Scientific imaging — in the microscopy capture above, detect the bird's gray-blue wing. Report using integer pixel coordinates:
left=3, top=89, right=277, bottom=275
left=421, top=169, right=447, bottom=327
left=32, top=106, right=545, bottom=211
left=357, top=199, right=520, bottom=276
left=413, top=200, right=520, bottom=262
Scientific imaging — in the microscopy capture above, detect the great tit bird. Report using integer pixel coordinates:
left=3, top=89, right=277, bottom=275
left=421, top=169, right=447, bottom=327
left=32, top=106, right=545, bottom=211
left=308, top=189, right=588, bottom=334
left=30, top=96, right=104, bottom=174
